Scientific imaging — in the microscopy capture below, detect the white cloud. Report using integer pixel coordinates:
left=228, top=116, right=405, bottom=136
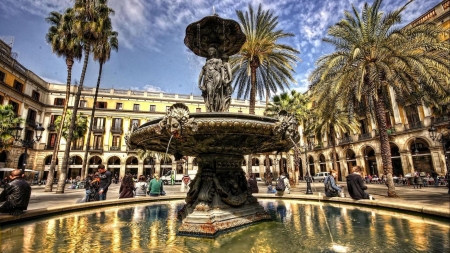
left=41, top=76, right=65, bottom=84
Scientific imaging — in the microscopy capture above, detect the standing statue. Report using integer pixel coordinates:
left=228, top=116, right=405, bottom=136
left=198, top=47, right=233, bottom=112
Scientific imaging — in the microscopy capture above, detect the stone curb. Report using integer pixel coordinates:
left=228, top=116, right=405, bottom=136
left=1, top=193, right=448, bottom=225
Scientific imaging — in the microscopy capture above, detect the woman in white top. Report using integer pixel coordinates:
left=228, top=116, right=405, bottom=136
left=135, top=175, right=148, bottom=197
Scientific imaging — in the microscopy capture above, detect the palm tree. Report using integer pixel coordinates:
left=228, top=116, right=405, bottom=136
left=45, top=8, right=83, bottom=192
left=308, top=93, right=360, bottom=180
left=265, top=90, right=310, bottom=185
left=56, top=0, right=115, bottom=193
left=231, top=4, right=300, bottom=115
left=0, top=105, right=24, bottom=150
left=81, top=19, right=118, bottom=180
left=54, top=110, right=88, bottom=141
left=309, top=0, right=450, bottom=197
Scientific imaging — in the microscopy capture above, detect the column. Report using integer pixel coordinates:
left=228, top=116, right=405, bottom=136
left=389, top=86, right=404, bottom=131
left=104, top=116, right=112, bottom=150
left=430, top=148, right=444, bottom=174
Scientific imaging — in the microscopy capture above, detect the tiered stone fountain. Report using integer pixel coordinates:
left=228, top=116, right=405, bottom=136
left=127, top=14, right=299, bottom=237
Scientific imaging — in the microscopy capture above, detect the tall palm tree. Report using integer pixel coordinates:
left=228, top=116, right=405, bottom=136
left=265, top=90, right=310, bottom=185
left=56, top=0, right=115, bottom=193
left=45, top=8, right=83, bottom=192
left=231, top=4, right=300, bottom=115
left=0, top=105, right=24, bottom=150
left=309, top=0, right=450, bottom=197
left=81, top=19, right=118, bottom=180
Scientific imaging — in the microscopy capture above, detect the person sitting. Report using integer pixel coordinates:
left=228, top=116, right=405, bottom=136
left=267, top=185, right=276, bottom=193
left=247, top=173, right=259, bottom=193
left=135, top=175, right=148, bottom=197
left=324, top=169, right=344, bottom=197
left=148, top=174, right=164, bottom=196
left=346, top=166, right=374, bottom=200
left=119, top=174, right=135, bottom=198
left=0, top=169, right=32, bottom=215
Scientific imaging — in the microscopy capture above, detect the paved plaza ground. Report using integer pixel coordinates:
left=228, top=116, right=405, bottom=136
left=0, top=180, right=448, bottom=225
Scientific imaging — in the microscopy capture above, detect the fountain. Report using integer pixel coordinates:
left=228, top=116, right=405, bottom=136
left=126, top=14, right=300, bottom=237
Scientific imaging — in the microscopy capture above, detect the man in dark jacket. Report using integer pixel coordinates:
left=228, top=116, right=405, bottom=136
left=0, top=169, right=31, bottom=215
left=97, top=164, right=112, bottom=201
left=247, top=173, right=259, bottom=193
left=346, top=166, right=373, bottom=200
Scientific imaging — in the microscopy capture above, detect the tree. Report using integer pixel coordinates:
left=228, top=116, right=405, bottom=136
left=45, top=8, right=83, bottom=192
left=0, top=105, right=23, bottom=150
left=56, top=0, right=115, bottom=193
left=81, top=17, right=118, bottom=180
left=265, top=90, right=310, bottom=186
left=309, top=0, right=450, bottom=197
left=231, top=4, right=300, bottom=115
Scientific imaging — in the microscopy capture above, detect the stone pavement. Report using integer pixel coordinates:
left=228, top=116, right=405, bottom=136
left=0, top=181, right=449, bottom=224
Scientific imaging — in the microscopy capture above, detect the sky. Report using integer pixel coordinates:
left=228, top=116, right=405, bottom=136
left=0, top=0, right=443, bottom=99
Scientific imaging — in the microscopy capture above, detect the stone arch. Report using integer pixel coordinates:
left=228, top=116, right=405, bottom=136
left=108, top=156, right=122, bottom=165
left=192, top=158, right=198, bottom=166
left=252, top=157, right=260, bottom=166
left=44, top=155, right=59, bottom=165
left=126, top=156, right=139, bottom=165
left=69, top=155, right=83, bottom=165
left=0, top=150, right=8, bottom=164
left=363, top=145, right=377, bottom=176
left=390, top=142, right=404, bottom=176
left=88, top=155, right=102, bottom=165
left=409, top=137, right=434, bottom=175
left=403, top=136, right=433, bottom=152
left=345, top=149, right=357, bottom=175
left=319, top=153, right=327, bottom=172
left=308, top=155, right=315, bottom=176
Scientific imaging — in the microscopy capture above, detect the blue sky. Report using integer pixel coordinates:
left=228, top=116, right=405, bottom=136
left=0, top=0, right=442, bottom=98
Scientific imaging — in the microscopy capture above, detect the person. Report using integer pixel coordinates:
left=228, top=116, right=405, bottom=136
left=0, top=169, right=31, bottom=215
left=84, top=173, right=93, bottom=201
left=267, top=185, right=276, bottom=193
left=180, top=174, right=191, bottom=193
left=119, top=174, right=135, bottom=199
left=413, top=170, right=422, bottom=189
left=275, top=173, right=289, bottom=196
left=346, top=166, right=374, bottom=200
left=97, top=164, right=112, bottom=201
left=171, top=170, right=175, bottom=186
left=114, top=173, right=119, bottom=184
left=135, top=175, right=148, bottom=197
left=86, top=173, right=100, bottom=201
left=324, top=169, right=344, bottom=197
left=148, top=174, right=164, bottom=197
left=248, top=173, right=259, bottom=193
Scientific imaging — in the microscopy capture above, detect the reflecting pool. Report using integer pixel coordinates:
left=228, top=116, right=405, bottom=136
left=1, top=200, right=449, bottom=253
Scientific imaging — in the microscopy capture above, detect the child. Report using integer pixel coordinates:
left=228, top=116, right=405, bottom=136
left=267, top=185, right=276, bottom=193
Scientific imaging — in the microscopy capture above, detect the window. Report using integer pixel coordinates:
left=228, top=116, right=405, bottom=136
left=47, top=133, right=57, bottom=149
left=93, top=117, right=105, bottom=127
left=359, top=119, right=368, bottom=134
left=385, top=112, right=392, bottom=128
left=95, top=102, right=107, bottom=108
left=133, top=104, right=140, bottom=111
left=150, top=105, right=156, bottom=112
left=112, top=118, right=122, bottom=129
left=26, top=109, right=37, bottom=125
left=13, top=80, right=23, bottom=92
left=9, top=100, right=19, bottom=115
left=93, top=135, right=103, bottom=149
left=25, top=129, right=34, bottom=141
left=50, top=115, right=60, bottom=124
left=54, top=98, right=65, bottom=106
left=79, top=100, right=87, bottom=108
left=116, top=103, right=123, bottom=110
left=112, top=136, right=121, bottom=147
left=31, top=90, right=40, bottom=102
left=0, top=94, right=3, bottom=105
left=196, top=108, right=201, bottom=112
left=166, top=106, right=171, bottom=112
left=0, top=70, right=5, bottom=82
left=131, top=119, right=140, bottom=129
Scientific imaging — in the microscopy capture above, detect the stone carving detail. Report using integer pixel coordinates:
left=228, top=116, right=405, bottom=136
left=159, top=103, right=198, bottom=138
left=274, top=110, right=299, bottom=141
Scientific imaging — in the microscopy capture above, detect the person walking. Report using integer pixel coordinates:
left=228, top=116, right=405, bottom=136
left=148, top=174, right=164, bottom=197
left=119, top=174, right=135, bottom=199
left=346, top=166, right=374, bottom=200
left=135, top=175, right=148, bottom=197
left=275, top=173, right=289, bottom=196
left=0, top=169, right=31, bottom=215
left=97, top=164, right=112, bottom=201
left=324, top=169, right=344, bottom=197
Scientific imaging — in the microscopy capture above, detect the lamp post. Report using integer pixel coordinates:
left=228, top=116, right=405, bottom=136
left=300, top=134, right=315, bottom=195
left=12, top=123, right=45, bottom=174
left=428, top=119, right=450, bottom=194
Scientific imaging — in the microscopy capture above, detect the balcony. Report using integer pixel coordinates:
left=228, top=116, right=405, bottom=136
left=71, top=146, right=84, bottom=151
left=405, top=121, right=423, bottom=130
left=340, top=136, right=352, bottom=144
left=358, top=132, right=372, bottom=141
left=92, top=126, right=105, bottom=134
left=110, top=126, right=123, bottom=134
left=89, top=146, right=103, bottom=153
left=110, top=146, right=121, bottom=151
left=45, top=145, right=55, bottom=150
left=47, top=123, right=56, bottom=131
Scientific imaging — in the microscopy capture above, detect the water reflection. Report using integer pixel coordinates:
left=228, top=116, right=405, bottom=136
left=1, top=200, right=449, bottom=253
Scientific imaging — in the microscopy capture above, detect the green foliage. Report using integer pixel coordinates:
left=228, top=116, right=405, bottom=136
left=0, top=105, right=24, bottom=148
left=265, top=90, right=310, bottom=124
left=231, top=4, right=300, bottom=114
left=54, top=110, right=88, bottom=141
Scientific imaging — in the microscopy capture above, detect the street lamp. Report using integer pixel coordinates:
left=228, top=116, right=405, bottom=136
left=12, top=123, right=45, bottom=174
left=428, top=118, right=450, bottom=194
left=300, top=134, right=315, bottom=195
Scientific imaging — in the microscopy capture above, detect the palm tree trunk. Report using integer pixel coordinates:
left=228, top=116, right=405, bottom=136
left=286, top=152, right=295, bottom=187
left=81, top=62, right=103, bottom=180
left=56, top=45, right=91, bottom=193
left=331, top=128, right=339, bottom=180
left=373, top=88, right=398, bottom=197
left=45, top=58, right=73, bottom=192
left=264, top=154, right=271, bottom=185
left=249, top=60, right=257, bottom=115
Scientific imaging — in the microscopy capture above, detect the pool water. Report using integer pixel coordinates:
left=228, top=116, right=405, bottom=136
left=1, top=200, right=449, bottom=253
